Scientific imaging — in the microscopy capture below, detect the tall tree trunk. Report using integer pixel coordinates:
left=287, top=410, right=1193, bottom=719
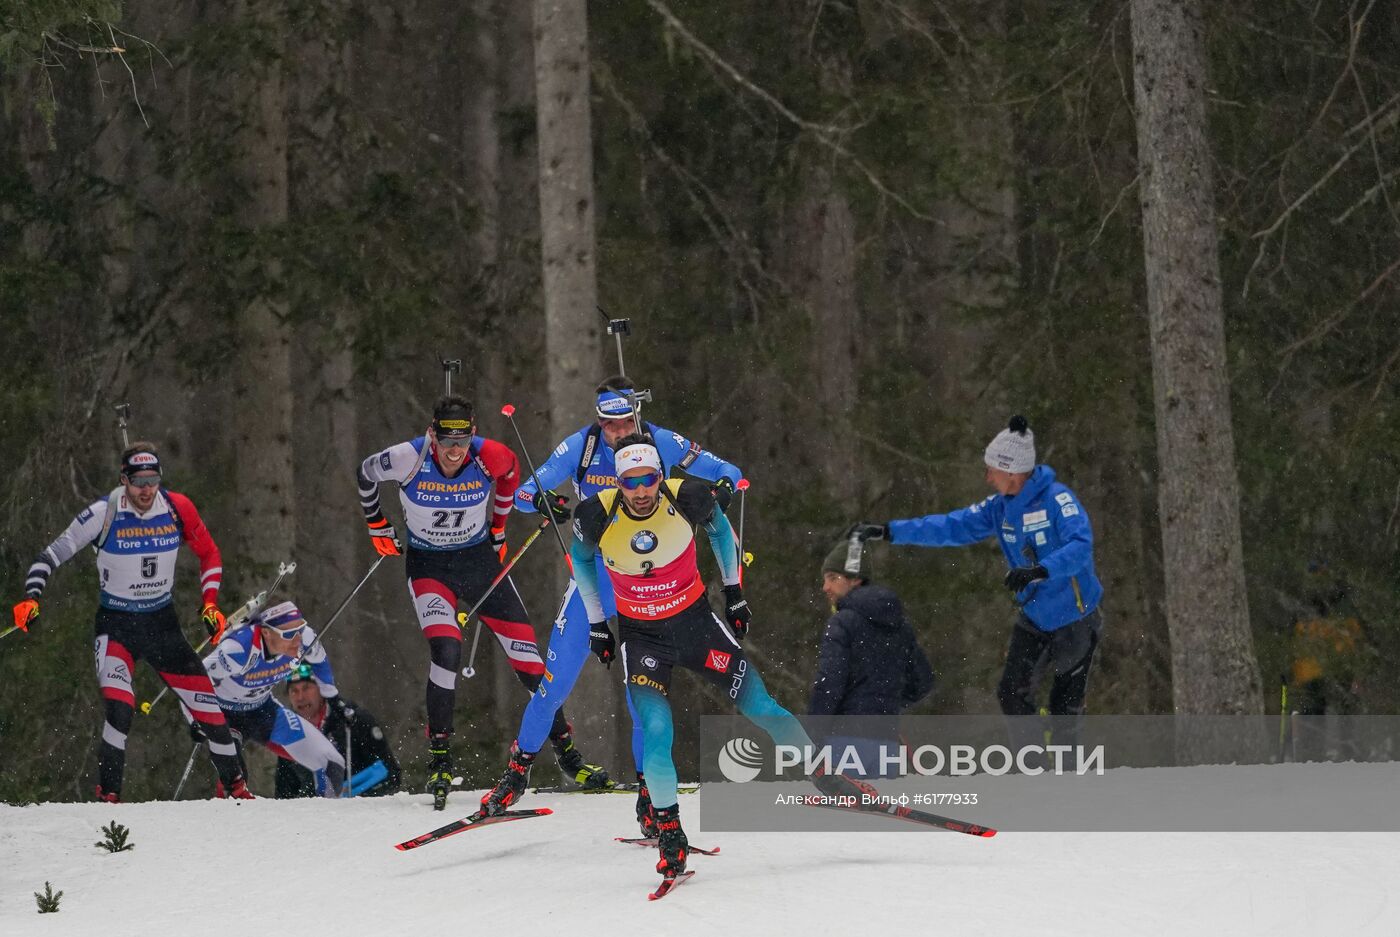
left=288, top=1, right=364, bottom=684
left=792, top=161, right=859, bottom=502
left=533, top=0, right=623, bottom=766
left=1130, top=0, right=1262, bottom=719
left=229, top=0, right=293, bottom=586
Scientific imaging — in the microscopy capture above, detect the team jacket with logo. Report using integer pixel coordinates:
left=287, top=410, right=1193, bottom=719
left=24, top=487, right=222, bottom=612
left=888, top=464, right=1102, bottom=632
left=515, top=421, right=741, bottom=511
left=204, top=625, right=336, bottom=711
left=570, top=478, right=739, bottom=622
left=357, top=435, right=518, bottom=551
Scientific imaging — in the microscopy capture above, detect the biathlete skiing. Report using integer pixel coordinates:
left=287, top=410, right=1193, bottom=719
left=188, top=600, right=346, bottom=797
left=482, top=432, right=818, bottom=890
left=357, top=394, right=603, bottom=809
left=479, top=376, right=742, bottom=834
left=10, top=443, right=250, bottom=801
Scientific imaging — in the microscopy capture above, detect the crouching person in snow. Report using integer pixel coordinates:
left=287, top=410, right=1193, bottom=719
left=275, top=663, right=403, bottom=798
left=187, top=600, right=346, bottom=797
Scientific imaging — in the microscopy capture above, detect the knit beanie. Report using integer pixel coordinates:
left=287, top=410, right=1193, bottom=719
left=983, top=415, right=1036, bottom=474
left=822, top=536, right=871, bottom=582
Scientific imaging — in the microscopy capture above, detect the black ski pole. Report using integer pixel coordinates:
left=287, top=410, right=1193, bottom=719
left=173, top=742, right=200, bottom=799
left=500, top=404, right=572, bottom=562
left=736, top=477, right=751, bottom=583
left=295, top=554, right=387, bottom=665
left=458, top=516, right=555, bottom=677
left=114, top=403, right=131, bottom=449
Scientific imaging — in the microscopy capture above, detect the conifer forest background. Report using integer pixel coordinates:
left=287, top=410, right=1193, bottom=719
left=1, top=0, right=1398, bottom=801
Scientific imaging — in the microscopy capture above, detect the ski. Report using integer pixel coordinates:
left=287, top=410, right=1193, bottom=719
left=648, top=871, right=696, bottom=901
left=807, top=797, right=996, bottom=837
left=615, top=836, right=720, bottom=856
left=394, top=807, right=553, bottom=851
left=531, top=782, right=699, bottom=795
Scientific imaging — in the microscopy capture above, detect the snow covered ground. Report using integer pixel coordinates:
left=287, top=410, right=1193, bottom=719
left=3, top=787, right=1398, bottom=937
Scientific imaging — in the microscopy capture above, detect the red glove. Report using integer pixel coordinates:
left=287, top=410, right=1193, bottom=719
left=201, top=602, right=227, bottom=643
left=11, top=598, right=38, bottom=633
left=367, top=517, right=403, bottom=557
left=490, top=526, right=508, bottom=563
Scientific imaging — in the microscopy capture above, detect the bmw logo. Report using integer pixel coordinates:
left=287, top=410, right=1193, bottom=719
left=631, top=530, right=658, bottom=554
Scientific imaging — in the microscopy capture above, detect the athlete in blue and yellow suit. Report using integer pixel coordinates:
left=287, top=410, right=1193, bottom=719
left=490, top=376, right=741, bottom=828
left=490, top=433, right=812, bottom=883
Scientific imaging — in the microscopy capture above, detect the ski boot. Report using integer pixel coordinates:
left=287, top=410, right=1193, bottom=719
left=810, top=764, right=879, bottom=802
left=551, top=724, right=613, bottom=791
left=214, top=776, right=255, bottom=800
left=653, top=805, right=689, bottom=880
left=94, top=785, right=119, bottom=804
left=635, top=774, right=657, bottom=837
left=480, top=742, right=536, bottom=817
left=425, top=732, right=454, bottom=811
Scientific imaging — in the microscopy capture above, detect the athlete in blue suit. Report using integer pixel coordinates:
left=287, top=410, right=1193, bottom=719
left=484, top=375, right=742, bottom=832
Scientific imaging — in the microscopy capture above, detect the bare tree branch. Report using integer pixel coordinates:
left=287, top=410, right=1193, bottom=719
left=1274, top=252, right=1400, bottom=375
left=641, top=0, right=939, bottom=222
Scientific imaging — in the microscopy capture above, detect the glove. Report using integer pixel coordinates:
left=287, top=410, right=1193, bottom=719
left=11, top=597, right=38, bottom=633
left=188, top=721, right=207, bottom=745
left=852, top=523, right=888, bottom=542
left=490, top=526, right=508, bottom=562
left=1004, top=565, right=1049, bottom=593
left=201, top=602, right=227, bottom=642
left=533, top=491, right=572, bottom=524
left=366, top=517, right=403, bottom=557
left=589, top=621, right=616, bottom=667
left=329, top=696, right=355, bottom=723
left=711, top=477, right=735, bottom=512
left=723, top=585, right=751, bottom=640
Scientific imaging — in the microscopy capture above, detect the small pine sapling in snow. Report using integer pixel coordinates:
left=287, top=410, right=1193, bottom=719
left=35, top=882, right=63, bottom=913
left=96, top=820, right=134, bottom=853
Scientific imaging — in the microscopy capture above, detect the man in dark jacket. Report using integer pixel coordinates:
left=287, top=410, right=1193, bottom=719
left=275, top=664, right=403, bottom=798
left=810, top=538, right=934, bottom=776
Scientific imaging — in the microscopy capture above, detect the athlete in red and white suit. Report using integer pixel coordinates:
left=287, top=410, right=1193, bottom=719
left=13, top=444, right=249, bottom=801
left=356, top=396, right=580, bottom=791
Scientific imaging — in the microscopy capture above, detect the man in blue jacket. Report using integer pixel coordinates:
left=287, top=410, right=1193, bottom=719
left=855, top=416, right=1103, bottom=752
